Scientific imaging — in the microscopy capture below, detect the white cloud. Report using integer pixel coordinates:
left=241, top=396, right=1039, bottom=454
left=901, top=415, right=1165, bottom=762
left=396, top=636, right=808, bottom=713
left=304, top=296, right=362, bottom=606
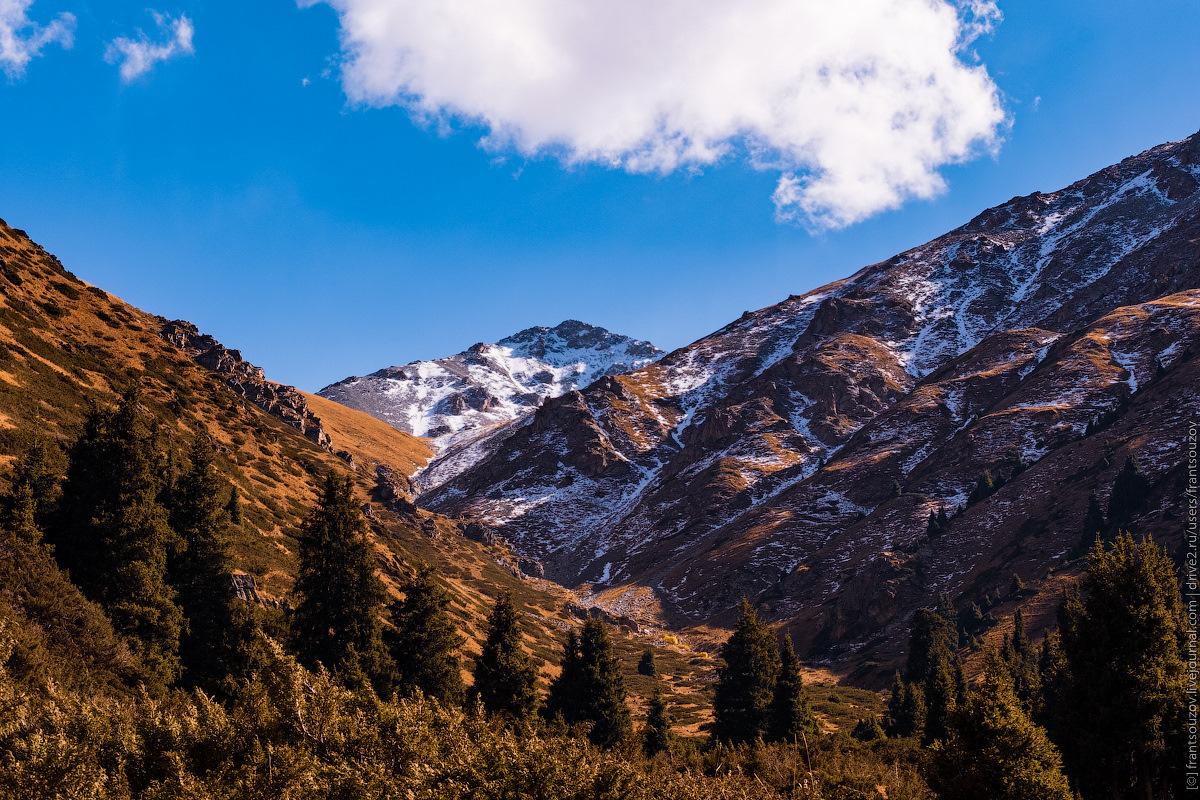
left=0, top=0, right=74, bottom=78
left=313, top=0, right=1007, bottom=229
left=105, top=11, right=194, bottom=82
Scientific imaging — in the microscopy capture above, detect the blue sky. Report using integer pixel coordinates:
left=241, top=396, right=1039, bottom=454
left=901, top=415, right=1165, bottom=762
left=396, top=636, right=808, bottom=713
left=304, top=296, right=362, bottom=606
left=1, top=0, right=1198, bottom=391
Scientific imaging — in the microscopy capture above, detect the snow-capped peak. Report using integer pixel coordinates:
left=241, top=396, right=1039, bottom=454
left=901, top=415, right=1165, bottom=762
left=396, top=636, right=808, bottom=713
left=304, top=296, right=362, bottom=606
left=318, top=320, right=663, bottom=448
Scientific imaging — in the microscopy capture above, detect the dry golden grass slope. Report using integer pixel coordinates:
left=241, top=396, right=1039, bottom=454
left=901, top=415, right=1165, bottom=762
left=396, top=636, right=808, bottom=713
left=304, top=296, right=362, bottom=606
left=0, top=217, right=754, bottom=732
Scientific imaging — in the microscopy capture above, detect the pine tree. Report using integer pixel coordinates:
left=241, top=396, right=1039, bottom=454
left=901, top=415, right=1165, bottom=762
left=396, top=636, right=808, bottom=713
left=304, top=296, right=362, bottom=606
left=922, top=648, right=957, bottom=745
left=642, top=691, right=676, bottom=757
left=2, top=438, right=61, bottom=547
left=471, top=590, right=538, bottom=721
left=852, top=715, right=886, bottom=742
left=929, top=669, right=1072, bottom=800
left=1106, top=455, right=1150, bottom=529
left=711, top=599, right=780, bottom=744
left=968, top=469, right=996, bottom=505
left=168, top=436, right=238, bottom=693
left=226, top=485, right=244, bottom=527
left=1078, top=492, right=1105, bottom=552
left=545, top=628, right=583, bottom=725
left=637, top=648, right=658, bottom=678
left=386, top=561, right=464, bottom=705
left=54, top=390, right=185, bottom=688
left=545, top=616, right=632, bottom=748
left=905, top=608, right=953, bottom=687
left=1054, top=533, right=1185, bottom=799
left=292, top=473, right=393, bottom=691
left=767, top=634, right=819, bottom=743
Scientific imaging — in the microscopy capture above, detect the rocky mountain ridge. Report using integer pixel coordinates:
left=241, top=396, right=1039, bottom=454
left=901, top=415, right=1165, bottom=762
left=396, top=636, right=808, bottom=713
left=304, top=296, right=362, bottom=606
left=417, top=130, right=1200, bottom=676
left=318, top=320, right=663, bottom=457
left=160, top=319, right=333, bottom=450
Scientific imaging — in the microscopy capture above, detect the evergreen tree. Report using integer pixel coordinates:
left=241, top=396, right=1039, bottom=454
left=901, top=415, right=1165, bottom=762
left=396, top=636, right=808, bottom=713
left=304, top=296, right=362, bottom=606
left=292, top=473, right=393, bottom=691
left=642, top=691, right=676, bottom=757
left=1078, top=492, right=1105, bottom=552
left=386, top=561, right=465, bottom=705
left=922, top=647, right=957, bottom=745
left=929, top=669, right=1072, bottom=800
left=937, top=592, right=960, bottom=648
left=968, top=469, right=996, bottom=505
left=1054, top=533, right=1185, bottom=799
left=471, top=590, right=538, bottom=722
left=54, top=390, right=184, bottom=688
left=766, top=634, right=819, bottom=743
left=637, top=648, right=658, bottom=678
left=226, top=485, right=244, bottom=527
left=2, top=438, right=61, bottom=547
left=936, top=506, right=949, bottom=529
left=545, top=628, right=583, bottom=724
left=886, top=671, right=909, bottom=737
left=852, top=715, right=886, bottom=742
left=904, top=608, right=953, bottom=687
left=1106, top=455, right=1150, bottom=529
left=168, top=436, right=238, bottom=693
left=711, top=599, right=780, bottom=745
left=544, top=616, right=632, bottom=748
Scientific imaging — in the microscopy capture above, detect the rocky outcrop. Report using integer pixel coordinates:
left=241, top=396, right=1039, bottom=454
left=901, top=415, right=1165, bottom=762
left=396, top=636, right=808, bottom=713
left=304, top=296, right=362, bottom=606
left=160, top=319, right=331, bottom=449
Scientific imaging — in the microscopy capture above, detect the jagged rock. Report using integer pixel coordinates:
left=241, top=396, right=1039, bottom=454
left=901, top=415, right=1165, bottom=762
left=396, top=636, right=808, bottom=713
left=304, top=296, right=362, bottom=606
left=373, top=464, right=417, bottom=514
left=160, top=319, right=332, bottom=450
left=461, top=521, right=497, bottom=545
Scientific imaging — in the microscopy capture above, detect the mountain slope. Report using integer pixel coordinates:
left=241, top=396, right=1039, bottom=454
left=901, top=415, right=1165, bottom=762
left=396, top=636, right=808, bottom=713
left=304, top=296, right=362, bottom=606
left=420, top=131, right=1200, bottom=672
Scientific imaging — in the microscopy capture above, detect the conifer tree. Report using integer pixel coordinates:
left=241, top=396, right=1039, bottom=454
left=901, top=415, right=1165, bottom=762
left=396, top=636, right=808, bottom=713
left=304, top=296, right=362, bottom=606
left=712, top=599, right=780, bottom=744
left=1079, top=492, right=1105, bottom=552
left=545, top=628, right=582, bottom=724
left=637, top=648, right=658, bottom=678
left=767, top=634, right=819, bottom=743
left=886, top=671, right=909, bottom=737
left=852, top=715, right=886, bottom=742
left=471, top=590, right=538, bottom=721
left=905, top=608, right=953, bottom=687
left=386, top=561, right=465, bottom=705
left=2, top=438, right=61, bottom=547
left=1054, top=533, right=1185, bottom=799
left=168, top=436, right=238, bottom=693
left=922, top=648, right=957, bottom=745
left=968, top=469, right=996, bottom=504
left=900, top=681, right=927, bottom=739
left=54, top=389, right=185, bottom=688
left=292, top=473, right=393, bottom=691
left=226, top=485, right=244, bottom=527
left=929, top=669, right=1072, bottom=800
left=1106, top=455, right=1150, bottom=529
left=545, top=616, right=632, bottom=748
left=642, top=691, right=676, bottom=757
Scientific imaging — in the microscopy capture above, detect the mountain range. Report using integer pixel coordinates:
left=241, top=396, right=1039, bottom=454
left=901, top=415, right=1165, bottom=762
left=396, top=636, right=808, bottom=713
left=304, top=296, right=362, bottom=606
left=354, top=130, right=1200, bottom=679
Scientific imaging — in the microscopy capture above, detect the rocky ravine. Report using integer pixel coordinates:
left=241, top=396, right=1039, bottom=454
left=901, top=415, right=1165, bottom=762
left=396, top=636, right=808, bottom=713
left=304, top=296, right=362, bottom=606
left=418, top=131, right=1200, bottom=674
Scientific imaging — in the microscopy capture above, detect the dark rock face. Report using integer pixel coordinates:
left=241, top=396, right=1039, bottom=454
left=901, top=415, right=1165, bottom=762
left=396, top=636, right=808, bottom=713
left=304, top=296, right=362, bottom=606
left=420, top=131, right=1200, bottom=674
left=159, top=319, right=331, bottom=449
